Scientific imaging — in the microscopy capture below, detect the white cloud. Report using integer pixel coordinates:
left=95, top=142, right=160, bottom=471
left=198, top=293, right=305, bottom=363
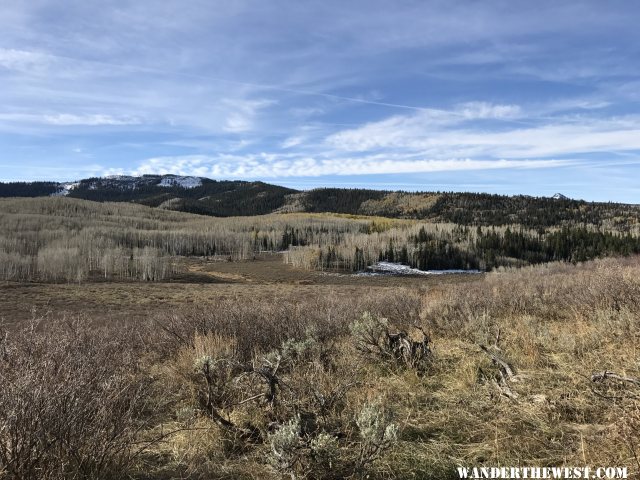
left=281, top=136, right=305, bottom=148
left=326, top=108, right=640, bottom=159
left=325, top=102, right=524, bottom=152
left=456, top=102, right=521, bottom=119
left=223, top=113, right=251, bottom=133
left=0, top=48, right=52, bottom=72
left=221, top=98, right=275, bottom=133
left=43, top=113, right=141, bottom=126
left=126, top=153, right=572, bottom=179
left=0, top=112, right=141, bottom=126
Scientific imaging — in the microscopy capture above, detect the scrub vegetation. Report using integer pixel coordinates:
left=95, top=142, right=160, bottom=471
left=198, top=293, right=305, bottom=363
left=2, top=257, right=640, bottom=479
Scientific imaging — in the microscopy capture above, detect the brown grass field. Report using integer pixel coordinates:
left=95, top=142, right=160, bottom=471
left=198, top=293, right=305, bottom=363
left=0, top=253, right=479, bottom=326
left=2, top=227, right=640, bottom=478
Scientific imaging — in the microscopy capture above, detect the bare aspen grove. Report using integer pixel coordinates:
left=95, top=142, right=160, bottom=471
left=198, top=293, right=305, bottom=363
left=2, top=196, right=640, bottom=479
left=2, top=197, right=638, bottom=283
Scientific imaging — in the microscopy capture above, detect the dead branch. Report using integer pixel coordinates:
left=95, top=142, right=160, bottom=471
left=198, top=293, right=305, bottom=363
left=479, top=367, right=519, bottom=401
left=479, top=345, right=519, bottom=401
left=386, top=329, right=432, bottom=369
left=199, top=358, right=261, bottom=443
left=591, top=371, right=640, bottom=386
left=480, top=344, right=516, bottom=380
left=494, top=327, right=502, bottom=350
left=0, top=330, right=8, bottom=362
left=497, top=369, right=519, bottom=400
left=252, top=362, right=282, bottom=407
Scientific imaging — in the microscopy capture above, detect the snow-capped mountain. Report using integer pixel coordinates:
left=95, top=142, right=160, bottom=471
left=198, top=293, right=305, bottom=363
left=51, top=175, right=203, bottom=196
left=0, top=175, right=295, bottom=217
left=552, top=193, right=569, bottom=200
left=157, top=176, right=202, bottom=189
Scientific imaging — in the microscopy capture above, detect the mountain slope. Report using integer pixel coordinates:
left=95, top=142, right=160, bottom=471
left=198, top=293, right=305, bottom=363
left=0, top=175, right=296, bottom=217
left=0, top=175, right=638, bottom=229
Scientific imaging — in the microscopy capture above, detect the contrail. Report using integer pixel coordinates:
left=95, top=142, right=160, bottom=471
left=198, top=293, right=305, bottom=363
left=7, top=48, right=535, bottom=123
left=41, top=51, right=439, bottom=112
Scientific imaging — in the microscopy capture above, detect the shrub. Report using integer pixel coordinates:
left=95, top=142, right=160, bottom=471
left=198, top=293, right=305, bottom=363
left=0, top=320, right=154, bottom=480
left=355, top=402, right=399, bottom=471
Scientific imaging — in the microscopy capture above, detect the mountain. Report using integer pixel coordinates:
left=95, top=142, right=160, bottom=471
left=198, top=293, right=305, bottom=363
left=0, top=175, right=638, bottom=228
left=0, top=175, right=295, bottom=217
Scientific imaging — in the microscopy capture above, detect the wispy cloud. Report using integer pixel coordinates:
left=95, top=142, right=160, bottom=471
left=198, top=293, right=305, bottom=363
left=0, top=112, right=142, bottom=126
left=1, top=1, right=640, bottom=200
left=0, top=48, right=52, bottom=72
left=43, top=113, right=141, bottom=126
left=326, top=110, right=640, bottom=159
left=281, top=136, right=305, bottom=148
left=128, top=154, right=573, bottom=178
left=221, top=99, right=275, bottom=133
left=456, top=102, right=521, bottom=120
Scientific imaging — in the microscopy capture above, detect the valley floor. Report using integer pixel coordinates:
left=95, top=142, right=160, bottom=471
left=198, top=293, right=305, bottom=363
left=0, top=253, right=479, bottom=325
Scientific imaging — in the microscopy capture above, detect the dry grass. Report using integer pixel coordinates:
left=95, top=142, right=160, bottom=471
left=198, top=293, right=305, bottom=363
left=2, top=255, right=640, bottom=479
left=0, top=253, right=475, bottom=325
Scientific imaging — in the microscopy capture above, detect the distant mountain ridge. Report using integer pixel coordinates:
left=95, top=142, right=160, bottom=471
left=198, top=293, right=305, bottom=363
left=0, top=175, right=295, bottom=217
left=1, top=175, right=638, bottom=228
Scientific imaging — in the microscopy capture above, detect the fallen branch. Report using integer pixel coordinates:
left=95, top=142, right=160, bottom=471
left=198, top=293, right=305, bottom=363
left=497, top=370, right=519, bottom=400
left=479, top=345, right=519, bottom=401
left=478, top=367, right=519, bottom=400
left=480, top=345, right=516, bottom=380
left=591, top=371, right=640, bottom=386
left=199, top=358, right=262, bottom=443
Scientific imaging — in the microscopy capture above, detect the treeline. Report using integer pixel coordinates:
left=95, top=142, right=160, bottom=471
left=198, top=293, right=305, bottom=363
left=0, top=198, right=375, bottom=282
left=429, top=193, right=640, bottom=229
left=302, top=188, right=389, bottom=213
left=284, top=224, right=640, bottom=272
left=0, top=246, right=172, bottom=283
left=475, top=226, right=640, bottom=266
left=0, top=181, right=60, bottom=197
left=297, top=190, right=640, bottom=231
left=2, top=197, right=639, bottom=282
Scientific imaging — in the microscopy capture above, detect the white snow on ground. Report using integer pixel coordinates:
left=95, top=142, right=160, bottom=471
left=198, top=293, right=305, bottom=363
left=158, top=176, right=202, bottom=188
left=356, top=261, right=482, bottom=276
left=50, top=182, right=79, bottom=196
left=105, top=175, right=137, bottom=181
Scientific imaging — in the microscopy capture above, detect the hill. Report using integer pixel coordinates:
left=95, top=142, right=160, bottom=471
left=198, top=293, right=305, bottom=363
left=0, top=175, right=296, bottom=217
left=1, top=175, right=638, bottom=229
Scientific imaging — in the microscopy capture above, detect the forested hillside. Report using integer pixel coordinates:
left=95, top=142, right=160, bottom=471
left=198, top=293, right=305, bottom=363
left=285, top=188, right=640, bottom=230
left=0, top=181, right=60, bottom=197
left=2, top=176, right=638, bottom=231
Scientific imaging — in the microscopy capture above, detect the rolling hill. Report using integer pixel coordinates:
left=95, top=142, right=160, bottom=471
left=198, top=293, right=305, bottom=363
left=1, top=174, right=638, bottom=229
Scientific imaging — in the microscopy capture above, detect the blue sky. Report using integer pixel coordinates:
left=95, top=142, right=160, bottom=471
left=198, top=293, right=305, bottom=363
left=1, top=1, right=640, bottom=202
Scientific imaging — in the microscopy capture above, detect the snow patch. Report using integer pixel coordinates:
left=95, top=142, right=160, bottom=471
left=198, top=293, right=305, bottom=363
left=105, top=175, right=137, bottom=181
left=356, top=261, right=482, bottom=276
left=51, top=182, right=79, bottom=196
left=158, top=176, right=202, bottom=189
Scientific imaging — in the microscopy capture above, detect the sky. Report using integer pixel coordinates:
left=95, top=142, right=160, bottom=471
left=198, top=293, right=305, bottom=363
left=1, top=1, right=640, bottom=202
